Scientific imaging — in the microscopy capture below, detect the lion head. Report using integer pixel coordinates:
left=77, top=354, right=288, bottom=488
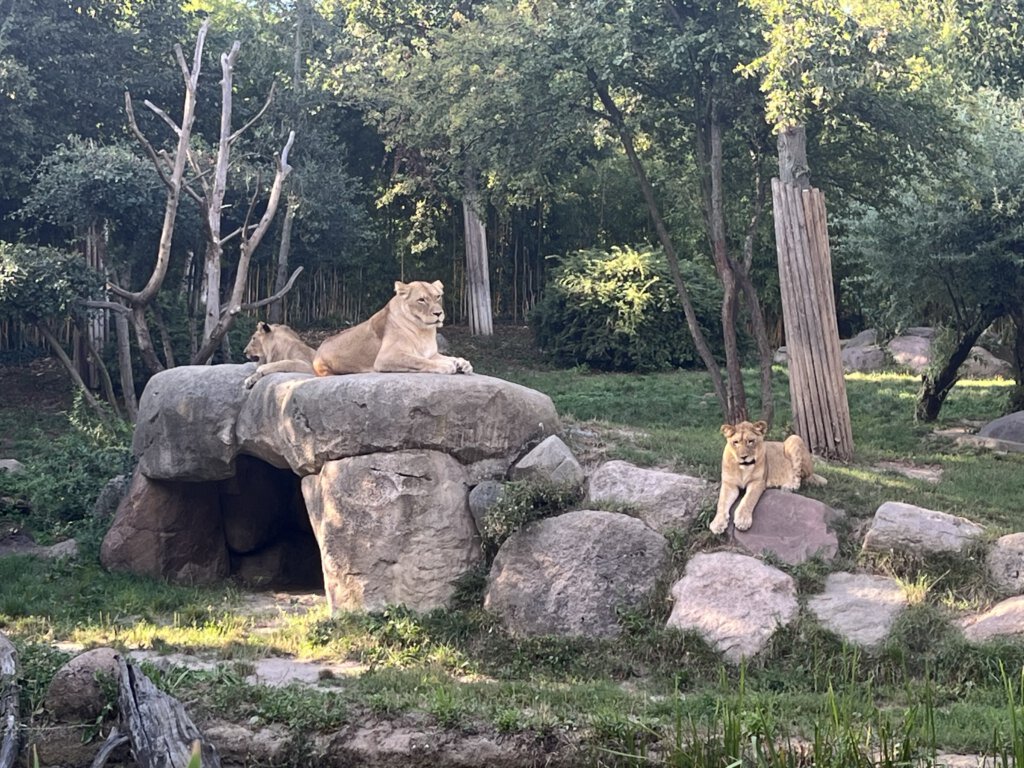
left=392, top=280, right=446, bottom=329
left=720, top=420, right=768, bottom=467
left=243, top=322, right=310, bottom=364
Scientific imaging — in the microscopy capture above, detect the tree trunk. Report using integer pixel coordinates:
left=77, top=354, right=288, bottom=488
left=113, top=305, right=138, bottom=422
left=116, top=656, right=221, bottom=768
left=916, top=316, right=996, bottom=422
left=268, top=195, right=296, bottom=324
left=1010, top=310, right=1024, bottom=413
left=771, top=126, right=854, bottom=460
left=587, top=70, right=731, bottom=418
left=462, top=176, right=493, bottom=336
left=699, top=106, right=747, bottom=423
left=0, top=633, right=18, bottom=768
left=36, top=322, right=110, bottom=422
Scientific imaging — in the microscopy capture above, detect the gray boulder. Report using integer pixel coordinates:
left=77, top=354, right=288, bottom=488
left=840, top=330, right=887, bottom=373
left=862, top=501, right=985, bottom=556
left=133, top=364, right=253, bottom=481
left=807, top=572, right=908, bottom=649
left=978, top=412, right=1024, bottom=445
left=666, top=552, right=798, bottom=663
left=484, top=509, right=669, bottom=639
left=44, top=647, right=120, bottom=723
left=586, top=460, right=713, bottom=534
left=509, top=434, right=585, bottom=489
left=0, top=459, right=25, bottom=474
left=733, top=490, right=839, bottom=565
left=987, top=533, right=1024, bottom=596
left=303, top=450, right=480, bottom=613
left=887, top=329, right=933, bottom=374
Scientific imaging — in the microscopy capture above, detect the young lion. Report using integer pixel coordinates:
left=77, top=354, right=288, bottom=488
left=313, top=280, right=472, bottom=376
left=709, top=420, right=827, bottom=534
left=242, top=322, right=316, bottom=389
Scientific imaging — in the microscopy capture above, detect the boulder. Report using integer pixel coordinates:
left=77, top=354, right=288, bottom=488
left=732, top=490, right=840, bottom=565
left=861, top=501, right=985, bottom=556
left=585, top=460, right=713, bottom=535
left=807, top=572, right=908, bottom=648
left=0, top=459, right=25, bottom=474
left=666, top=552, right=798, bottom=663
left=303, top=450, right=480, bottom=612
left=987, top=533, right=1024, bottom=596
left=133, top=364, right=253, bottom=481
left=236, top=372, right=559, bottom=474
left=44, top=647, right=120, bottom=723
left=484, top=510, right=669, bottom=639
left=840, top=330, right=887, bottom=373
left=510, top=435, right=585, bottom=489
left=468, top=480, right=504, bottom=534
left=978, top=412, right=1024, bottom=445
left=101, top=470, right=229, bottom=585
left=91, top=474, right=130, bottom=521
left=963, top=347, right=1012, bottom=379
left=959, top=596, right=1024, bottom=643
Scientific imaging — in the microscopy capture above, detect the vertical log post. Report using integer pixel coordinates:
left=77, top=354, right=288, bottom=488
left=0, top=634, right=19, bottom=768
left=772, top=126, right=854, bottom=461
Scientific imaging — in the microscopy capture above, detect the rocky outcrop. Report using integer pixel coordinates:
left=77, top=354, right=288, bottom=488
left=959, top=596, right=1024, bottom=643
left=666, top=552, right=799, bottom=662
left=987, top=533, right=1024, bottom=596
left=102, top=364, right=560, bottom=611
left=484, top=509, right=669, bottom=639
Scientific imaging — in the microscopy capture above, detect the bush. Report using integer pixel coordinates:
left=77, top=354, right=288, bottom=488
left=529, top=245, right=721, bottom=372
left=480, top=480, right=582, bottom=561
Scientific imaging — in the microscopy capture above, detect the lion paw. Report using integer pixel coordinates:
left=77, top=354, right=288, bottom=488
left=243, top=374, right=260, bottom=390
left=734, top=513, right=753, bottom=531
left=709, top=516, right=729, bottom=535
left=454, top=358, right=473, bottom=374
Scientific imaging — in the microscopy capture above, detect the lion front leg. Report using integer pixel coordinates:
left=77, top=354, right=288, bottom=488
left=732, top=480, right=766, bottom=531
left=710, top=482, right=741, bottom=534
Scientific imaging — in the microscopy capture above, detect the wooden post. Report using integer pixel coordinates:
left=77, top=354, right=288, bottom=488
left=772, top=126, right=854, bottom=461
left=0, top=634, right=19, bottom=768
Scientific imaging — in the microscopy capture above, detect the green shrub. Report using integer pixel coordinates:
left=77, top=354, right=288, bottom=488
left=11, top=398, right=132, bottom=538
left=529, top=245, right=721, bottom=372
left=480, top=480, right=582, bottom=559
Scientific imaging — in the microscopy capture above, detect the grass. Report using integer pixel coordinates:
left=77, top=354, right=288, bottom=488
left=2, top=327, right=1024, bottom=764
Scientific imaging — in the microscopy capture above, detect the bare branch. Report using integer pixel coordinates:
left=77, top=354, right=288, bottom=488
left=229, top=82, right=276, bottom=144
left=125, top=93, right=173, bottom=191
left=79, top=299, right=131, bottom=315
left=241, top=266, right=304, bottom=311
left=143, top=99, right=182, bottom=137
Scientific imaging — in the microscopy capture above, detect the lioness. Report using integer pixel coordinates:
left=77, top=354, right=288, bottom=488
left=312, top=280, right=473, bottom=376
left=242, top=322, right=316, bottom=389
left=709, top=420, right=827, bottom=534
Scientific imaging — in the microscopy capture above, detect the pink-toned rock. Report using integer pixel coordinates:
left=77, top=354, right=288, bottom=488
left=666, top=552, right=798, bottom=663
left=100, top=470, right=229, bottom=585
left=733, top=490, right=839, bottom=565
left=807, top=572, right=908, bottom=648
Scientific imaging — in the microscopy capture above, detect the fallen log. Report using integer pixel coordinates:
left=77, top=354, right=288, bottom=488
left=116, top=656, right=221, bottom=768
left=0, top=633, right=19, bottom=768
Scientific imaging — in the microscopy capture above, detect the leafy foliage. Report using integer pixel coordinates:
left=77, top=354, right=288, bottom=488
left=530, top=245, right=722, bottom=372
left=0, top=241, right=103, bottom=323
left=479, top=479, right=582, bottom=559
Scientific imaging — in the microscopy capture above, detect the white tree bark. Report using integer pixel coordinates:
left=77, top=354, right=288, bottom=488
left=462, top=177, right=493, bottom=337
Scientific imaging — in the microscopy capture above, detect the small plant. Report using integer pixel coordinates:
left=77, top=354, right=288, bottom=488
left=480, top=479, right=582, bottom=559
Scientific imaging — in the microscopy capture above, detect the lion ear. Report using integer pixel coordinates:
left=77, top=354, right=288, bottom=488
left=432, top=280, right=444, bottom=293
left=720, top=424, right=735, bottom=438
left=259, top=321, right=271, bottom=333
left=753, top=420, right=769, bottom=435
left=394, top=281, right=409, bottom=297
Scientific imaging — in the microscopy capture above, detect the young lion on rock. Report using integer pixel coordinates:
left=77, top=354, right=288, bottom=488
left=242, top=322, right=316, bottom=389
left=313, top=280, right=472, bottom=376
left=709, top=420, right=827, bottom=534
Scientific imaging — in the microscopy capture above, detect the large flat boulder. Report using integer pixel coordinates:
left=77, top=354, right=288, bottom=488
left=733, top=490, right=839, bottom=565
left=862, top=501, right=985, bottom=555
left=236, top=372, right=559, bottom=475
left=585, top=460, right=713, bottom=535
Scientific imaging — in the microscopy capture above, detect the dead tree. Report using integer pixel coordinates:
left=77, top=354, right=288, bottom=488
left=771, top=126, right=854, bottom=460
left=111, top=20, right=302, bottom=374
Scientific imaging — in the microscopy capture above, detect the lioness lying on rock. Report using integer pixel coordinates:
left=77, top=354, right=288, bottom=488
left=312, top=280, right=472, bottom=376
left=243, top=322, right=316, bottom=389
left=709, top=420, right=826, bottom=534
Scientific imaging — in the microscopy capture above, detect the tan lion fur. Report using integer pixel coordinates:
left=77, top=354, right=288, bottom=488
left=312, top=280, right=472, bottom=376
left=709, top=420, right=826, bottom=534
left=242, top=322, right=316, bottom=389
